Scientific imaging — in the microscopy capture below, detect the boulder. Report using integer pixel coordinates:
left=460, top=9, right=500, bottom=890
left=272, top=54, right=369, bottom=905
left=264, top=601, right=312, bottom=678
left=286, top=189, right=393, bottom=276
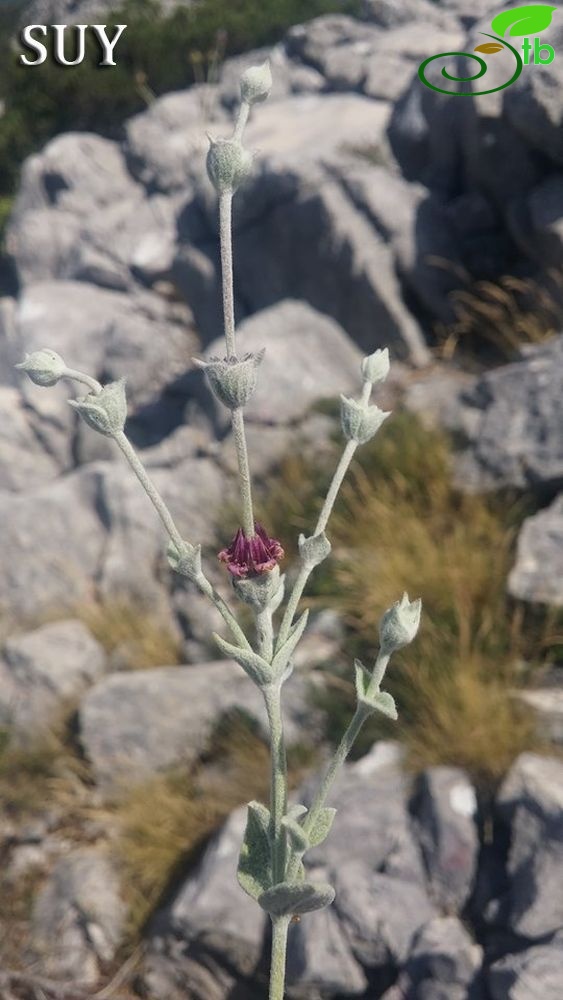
left=0, top=386, right=60, bottom=491
left=396, top=916, right=483, bottom=1000
left=412, top=766, right=479, bottom=913
left=488, top=932, right=563, bottom=1000
left=456, top=336, right=563, bottom=493
left=516, top=686, right=563, bottom=745
left=79, top=661, right=324, bottom=787
left=174, top=91, right=429, bottom=363
left=333, top=862, right=436, bottom=969
left=494, top=753, right=563, bottom=940
left=508, top=494, right=563, bottom=606
left=30, top=849, right=126, bottom=986
left=0, top=619, right=105, bottom=739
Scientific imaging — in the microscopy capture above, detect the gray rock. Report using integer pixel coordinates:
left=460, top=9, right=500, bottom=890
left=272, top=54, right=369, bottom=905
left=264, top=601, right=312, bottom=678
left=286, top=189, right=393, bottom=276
left=0, top=297, right=20, bottom=386
left=504, top=20, right=563, bottom=167
left=30, top=849, right=126, bottom=986
left=160, top=808, right=265, bottom=976
left=0, top=620, right=105, bottom=739
left=404, top=367, right=480, bottom=438
left=175, top=91, right=429, bottom=363
left=205, top=300, right=363, bottom=426
left=305, top=741, right=426, bottom=884
left=400, top=917, right=483, bottom=999
left=79, top=661, right=324, bottom=787
left=413, top=766, right=479, bottom=913
left=516, top=687, right=563, bottom=745
left=6, top=133, right=143, bottom=288
left=334, top=862, right=436, bottom=968
left=488, top=932, right=563, bottom=1000
left=0, top=465, right=104, bottom=621
left=363, top=0, right=461, bottom=28
left=495, top=753, right=563, bottom=940
left=456, top=336, right=563, bottom=493
left=0, top=386, right=60, bottom=491
left=286, top=884, right=368, bottom=998
left=508, top=494, right=563, bottom=606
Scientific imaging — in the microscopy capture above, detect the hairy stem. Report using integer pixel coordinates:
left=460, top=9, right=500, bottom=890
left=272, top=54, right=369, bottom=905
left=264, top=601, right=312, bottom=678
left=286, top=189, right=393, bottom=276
left=219, top=192, right=237, bottom=357
left=263, top=683, right=288, bottom=884
left=286, top=703, right=370, bottom=883
left=269, top=917, right=290, bottom=1000
left=64, top=368, right=103, bottom=395
left=256, top=606, right=274, bottom=662
left=112, top=431, right=249, bottom=649
left=232, top=407, right=255, bottom=537
left=233, top=99, right=250, bottom=141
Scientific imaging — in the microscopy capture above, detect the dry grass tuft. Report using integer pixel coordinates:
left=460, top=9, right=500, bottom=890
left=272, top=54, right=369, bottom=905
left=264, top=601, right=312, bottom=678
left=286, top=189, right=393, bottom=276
left=435, top=266, right=563, bottom=361
left=76, top=599, right=182, bottom=670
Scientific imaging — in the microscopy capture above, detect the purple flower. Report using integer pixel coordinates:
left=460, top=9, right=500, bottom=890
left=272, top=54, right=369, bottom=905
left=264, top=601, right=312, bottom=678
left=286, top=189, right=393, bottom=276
left=219, top=523, right=284, bottom=578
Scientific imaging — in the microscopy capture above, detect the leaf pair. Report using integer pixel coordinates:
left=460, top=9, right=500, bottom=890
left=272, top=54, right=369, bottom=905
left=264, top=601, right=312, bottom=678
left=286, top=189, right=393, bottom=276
left=214, top=609, right=309, bottom=687
left=354, top=660, right=398, bottom=720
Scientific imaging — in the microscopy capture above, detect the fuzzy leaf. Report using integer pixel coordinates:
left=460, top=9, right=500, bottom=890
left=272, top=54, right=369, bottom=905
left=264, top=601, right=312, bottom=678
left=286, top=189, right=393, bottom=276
left=213, top=633, right=271, bottom=686
left=354, top=659, right=371, bottom=701
left=371, top=691, right=398, bottom=720
left=308, top=807, right=337, bottom=848
left=491, top=4, right=556, bottom=37
left=287, top=803, right=308, bottom=821
left=237, top=801, right=273, bottom=901
left=271, top=610, right=309, bottom=681
left=258, top=880, right=335, bottom=916
left=282, top=816, right=309, bottom=854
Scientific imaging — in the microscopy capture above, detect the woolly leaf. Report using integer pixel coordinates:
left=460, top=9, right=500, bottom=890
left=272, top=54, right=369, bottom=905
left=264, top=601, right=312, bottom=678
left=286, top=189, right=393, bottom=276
left=308, top=807, right=337, bottom=848
left=282, top=815, right=309, bottom=854
left=237, top=801, right=273, bottom=901
left=213, top=633, right=271, bottom=687
left=258, top=880, right=335, bottom=916
left=372, top=690, right=398, bottom=721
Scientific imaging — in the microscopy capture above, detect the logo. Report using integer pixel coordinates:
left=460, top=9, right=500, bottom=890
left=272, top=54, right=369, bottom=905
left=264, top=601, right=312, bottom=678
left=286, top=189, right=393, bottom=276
left=418, top=3, right=557, bottom=96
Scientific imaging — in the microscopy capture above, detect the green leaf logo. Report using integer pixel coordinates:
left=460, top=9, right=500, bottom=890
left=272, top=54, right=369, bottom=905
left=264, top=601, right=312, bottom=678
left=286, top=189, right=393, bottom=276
left=491, top=4, right=556, bottom=37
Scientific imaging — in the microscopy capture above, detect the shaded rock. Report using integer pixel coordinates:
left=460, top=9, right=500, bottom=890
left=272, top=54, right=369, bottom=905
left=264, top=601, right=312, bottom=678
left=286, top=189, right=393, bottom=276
left=495, top=753, right=563, bottom=940
left=508, top=494, right=563, bottom=606
left=286, top=885, right=368, bottom=998
left=175, top=91, right=429, bottom=363
left=7, top=133, right=142, bottom=288
left=488, top=932, right=563, bottom=1000
left=398, top=916, right=483, bottom=1000
left=204, top=300, right=363, bottom=426
left=504, top=21, right=563, bottom=168
left=413, top=766, right=479, bottom=913
left=456, top=336, right=563, bottom=493
left=403, top=366, right=479, bottom=438
left=30, top=849, right=126, bottom=986
left=334, top=862, right=436, bottom=969
left=0, top=619, right=105, bottom=739
left=79, top=661, right=324, bottom=787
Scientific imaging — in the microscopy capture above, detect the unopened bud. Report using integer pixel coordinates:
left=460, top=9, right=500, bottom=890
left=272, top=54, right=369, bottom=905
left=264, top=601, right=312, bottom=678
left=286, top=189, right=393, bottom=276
left=240, top=60, right=272, bottom=105
left=379, top=592, right=422, bottom=654
left=206, top=136, right=253, bottom=194
left=361, top=348, right=390, bottom=385
left=69, top=379, right=127, bottom=438
left=298, top=532, right=331, bottom=568
left=340, top=396, right=390, bottom=445
left=196, top=351, right=264, bottom=409
left=15, top=349, right=67, bottom=387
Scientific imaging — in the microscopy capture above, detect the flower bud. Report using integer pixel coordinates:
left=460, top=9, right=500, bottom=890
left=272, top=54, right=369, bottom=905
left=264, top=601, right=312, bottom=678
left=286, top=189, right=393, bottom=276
left=340, top=395, right=390, bottom=445
left=361, top=348, right=390, bottom=385
left=15, top=348, right=67, bottom=387
left=232, top=564, right=283, bottom=611
left=379, top=592, right=422, bottom=654
left=298, top=531, right=331, bottom=568
left=196, top=351, right=264, bottom=409
left=206, top=136, right=253, bottom=194
left=167, top=540, right=203, bottom=582
left=240, top=60, right=272, bottom=105
left=68, top=379, right=127, bottom=438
